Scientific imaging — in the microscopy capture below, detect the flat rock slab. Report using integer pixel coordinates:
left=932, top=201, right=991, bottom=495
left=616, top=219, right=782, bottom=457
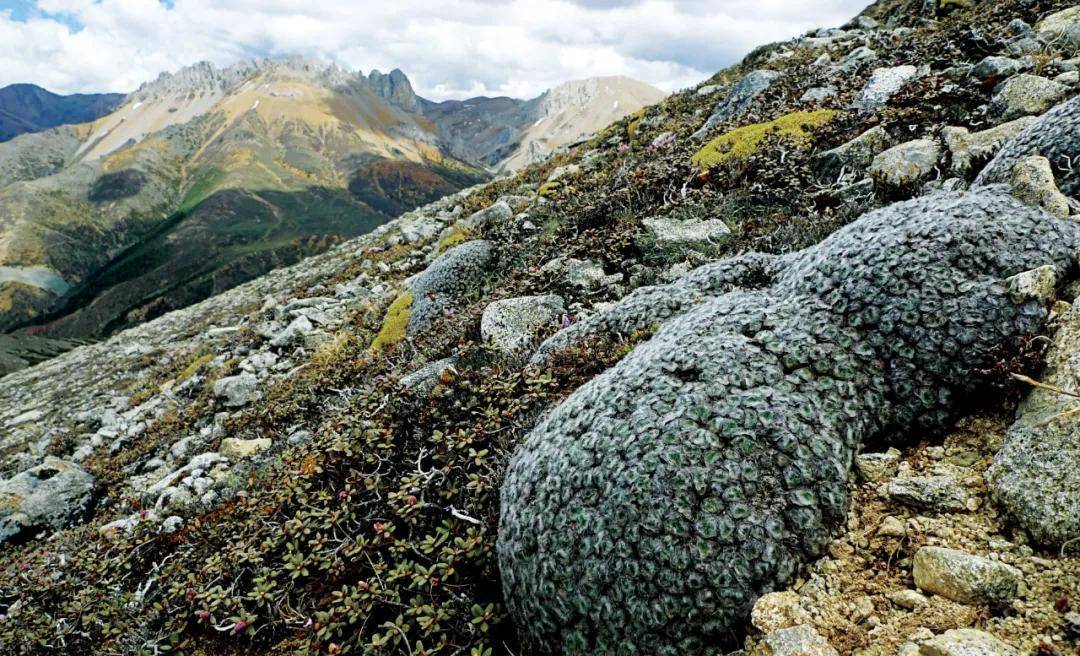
left=913, top=547, right=1022, bottom=605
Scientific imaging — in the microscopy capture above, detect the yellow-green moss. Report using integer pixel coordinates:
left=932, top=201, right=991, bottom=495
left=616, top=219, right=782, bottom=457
left=691, top=109, right=839, bottom=170
left=178, top=353, right=215, bottom=382
left=370, top=292, right=414, bottom=351
left=538, top=180, right=562, bottom=198
left=437, top=227, right=471, bottom=254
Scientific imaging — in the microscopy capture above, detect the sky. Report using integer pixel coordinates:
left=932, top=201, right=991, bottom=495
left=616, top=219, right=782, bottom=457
left=0, top=0, right=871, bottom=101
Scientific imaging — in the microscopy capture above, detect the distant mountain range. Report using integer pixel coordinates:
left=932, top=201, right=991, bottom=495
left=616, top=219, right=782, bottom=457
left=0, top=60, right=664, bottom=340
left=0, top=84, right=124, bottom=142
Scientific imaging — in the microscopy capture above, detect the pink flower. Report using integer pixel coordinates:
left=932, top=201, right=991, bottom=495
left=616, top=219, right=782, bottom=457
left=233, top=621, right=248, bottom=633
left=195, top=610, right=210, bottom=621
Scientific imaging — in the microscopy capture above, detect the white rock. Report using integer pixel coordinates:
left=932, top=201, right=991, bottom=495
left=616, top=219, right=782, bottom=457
left=853, top=65, right=919, bottom=112
left=919, top=628, right=1021, bottom=656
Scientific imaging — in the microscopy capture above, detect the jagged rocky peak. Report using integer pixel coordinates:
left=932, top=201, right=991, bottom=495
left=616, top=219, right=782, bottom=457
left=127, top=56, right=356, bottom=103
left=128, top=60, right=248, bottom=101
left=367, top=68, right=423, bottom=112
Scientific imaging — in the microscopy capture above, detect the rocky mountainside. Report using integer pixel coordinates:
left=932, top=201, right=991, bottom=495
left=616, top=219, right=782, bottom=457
left=0, top=62, right=660, bottom=367
left=0, top=83, right=123, bottom=143
left=1, top=1, right=1079, bottom=656
left=424, top=76, right=668, bottom=170
left=498, top=76, right=669, bottom=171
left=0, top=57, right=487, bottom=347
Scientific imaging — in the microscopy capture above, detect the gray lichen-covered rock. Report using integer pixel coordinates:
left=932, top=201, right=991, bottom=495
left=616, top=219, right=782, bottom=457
left=481, top=295, right=565, bottom=353
left=814, top=126, right=893, bottom=181
left=870, top=138, right=942, bottom=189
left=0, top=457, right=96, bottom=545
left=531, top=252, right=781, bottom=365
left=638, top=216, right=733, bottom=260
left=218, top=437, right=272, bottom=458
left=269, top=315, right=321, bottom=348
left=971, top=56, right=1025, bottom=81
left=542, top=257, right=622, bottom=292
left=400, top=357, right=456, bottom=396
left=694, top=70, right=780, bottom=137
left=500, top=189, right=1079, bottom=655
left=941, top=117, right=1036, bottom=176
left=1010, top=155, right=1071, bottom=218
left=1036, top=6, right=1080, bottom=52
left=212, top=372, right=260, bottom=407
left=799, top=87, right=837, bottom=103
left=1057, top=70, right=1080, bottom=86
left=919, top=629, right=1021, bottom=656
left=855, top=448, right=901, bottom=483
left=988, top=300, right=1080, bottom=546
left=989, top=74, right=1069, bottom=121
left=913, top=547, right=1022, bottom=604
left=853, top=65, right=920, bottom=113
left=887, top=475, right=969, bottom=512
left=832, top=46, right=878, bottom=74
left=975, top=95, right=1080, bottom=196
left=461, top=201, right=513, bottom=230
left=1005, top=265, right=1057, bottom=305
left=407, top=240, right=495, bottom=335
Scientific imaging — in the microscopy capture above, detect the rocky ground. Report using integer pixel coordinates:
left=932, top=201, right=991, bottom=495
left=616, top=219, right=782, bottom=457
left=0, top=1, right=1079, bottom=655
left=745, top=411, right=1080, bottom=656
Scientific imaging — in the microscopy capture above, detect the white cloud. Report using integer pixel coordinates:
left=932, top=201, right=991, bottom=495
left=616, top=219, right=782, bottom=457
left=0, top=0, right=870, bottom=100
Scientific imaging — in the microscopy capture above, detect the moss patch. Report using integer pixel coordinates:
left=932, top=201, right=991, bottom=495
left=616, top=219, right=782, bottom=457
left=437, top=226, right=471, bottom=254
left=691, top=109, right=839, bottom=169
left=538, top=180, right=562, bottom=198
left=177, top=353, right=215, bottom=382
left=370, top=292, right=414, bottom=351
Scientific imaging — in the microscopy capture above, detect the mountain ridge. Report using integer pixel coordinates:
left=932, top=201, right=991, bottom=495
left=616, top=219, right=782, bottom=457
left=0, top=59, right=663, bottom=346
left=0, top=83, right=123, bottom=143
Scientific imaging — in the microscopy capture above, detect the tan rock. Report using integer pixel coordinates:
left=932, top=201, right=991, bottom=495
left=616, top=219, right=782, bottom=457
left=757, top=625, right=840, bottom=656
left=855, top=448, right=901, bottom=482
left=877, top=515, right=906, bottom=537
left=913, top=546, right=1022, bottom=604
left=919, top=628, right=1021, bottom=656
left=219, top=437, right=272, bottom=458
left=752, top=591, right=809, bottom=632
left=1011, top=155, right=1070, bottom=218
left=888, top=589, right=930, bottom=609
